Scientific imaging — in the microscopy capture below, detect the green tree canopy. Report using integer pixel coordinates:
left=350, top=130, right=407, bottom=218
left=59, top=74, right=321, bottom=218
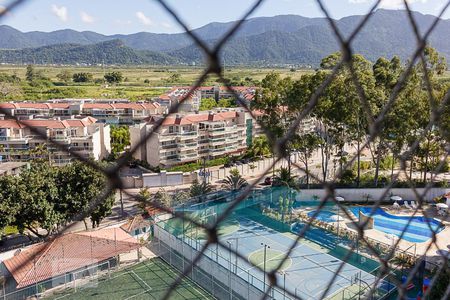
left=104, top=71, right=124, bottom=84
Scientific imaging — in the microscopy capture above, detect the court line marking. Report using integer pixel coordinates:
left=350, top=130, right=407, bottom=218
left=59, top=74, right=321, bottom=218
left=230, top=217, right=376, bottom=298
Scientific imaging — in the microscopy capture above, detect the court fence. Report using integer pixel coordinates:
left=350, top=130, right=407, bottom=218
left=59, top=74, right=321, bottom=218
left=1, top=0, right=449, bottom=299
left=151, top=217, right=394, bottom=300
left=151, top=220, right=295, bottom=300
left=1, top=259, right=115, bottom=300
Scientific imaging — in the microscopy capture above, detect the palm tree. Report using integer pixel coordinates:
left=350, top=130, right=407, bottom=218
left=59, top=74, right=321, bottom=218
left=190, top=179, right=213, bottom=199
left=248, top=136, right=271, bottom=159
left=222, top=169, right=248, bottom=191
left=273, top=166, right=297, bottom=187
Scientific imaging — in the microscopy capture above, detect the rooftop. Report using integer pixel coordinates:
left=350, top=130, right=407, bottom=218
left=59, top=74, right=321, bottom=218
left=3, top=228, right=140, bottom=288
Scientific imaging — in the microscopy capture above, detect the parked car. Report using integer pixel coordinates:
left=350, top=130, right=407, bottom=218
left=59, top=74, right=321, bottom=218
left=264, top=177, right=273, bottom=185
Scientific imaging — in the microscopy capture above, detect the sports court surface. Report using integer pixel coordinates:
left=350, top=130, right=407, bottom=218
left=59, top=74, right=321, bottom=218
left=194, top=214, right=377, bottom=299
left=48, top=257, right=214, bottom=300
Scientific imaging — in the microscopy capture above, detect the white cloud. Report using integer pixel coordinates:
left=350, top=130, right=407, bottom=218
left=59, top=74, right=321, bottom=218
left=349, top=0, right=428, bottom=8
left=80, top=11, right=94, bottom=23
left=51, top=4, right=68, bottom=22
left=161, top=21, right=173, bottom=29
left=136, top=11, right=153, bottom=26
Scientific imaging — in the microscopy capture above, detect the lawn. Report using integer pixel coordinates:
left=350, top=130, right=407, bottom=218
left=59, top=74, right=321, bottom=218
left=47, top=257, right=214, bottom=300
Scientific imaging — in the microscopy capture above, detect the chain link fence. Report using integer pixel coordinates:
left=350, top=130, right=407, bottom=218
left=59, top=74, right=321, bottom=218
left=1, top=0, right=450, bottom=299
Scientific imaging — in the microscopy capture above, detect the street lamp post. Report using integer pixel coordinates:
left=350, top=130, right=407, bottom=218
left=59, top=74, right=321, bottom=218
left=261, top=243, right=270, bottom=291
left=227, top=241, right=233, bottom=300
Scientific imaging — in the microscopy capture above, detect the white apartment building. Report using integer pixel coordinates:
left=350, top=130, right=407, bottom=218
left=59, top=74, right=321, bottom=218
left=0, top=116, right=110, bottom=165
left=156, top=86, right=256, bottom=112
left=156, top=87, right=201, bottom=112
left=130, top=109, right=260, bottom=167
left=0, top=100, right=163, bottom=125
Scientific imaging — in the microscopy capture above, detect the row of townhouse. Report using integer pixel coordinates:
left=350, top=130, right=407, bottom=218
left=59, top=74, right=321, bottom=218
left=156, top=86, right=256, bottom=112
left=130, top=109, right=262, bottom=167
left=0, top=116, right=110, bottom=165
left=0, top=100, right=163, bottom=125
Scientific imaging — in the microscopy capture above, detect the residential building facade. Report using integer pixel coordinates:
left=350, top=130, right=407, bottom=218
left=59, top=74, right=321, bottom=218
left=0, top=100, right=163, bottom=125
left=130, top=109, right=258, bottom=167
left=156, top=86, right=256, bottom=111
left=0, top=116, right=110, bottom=165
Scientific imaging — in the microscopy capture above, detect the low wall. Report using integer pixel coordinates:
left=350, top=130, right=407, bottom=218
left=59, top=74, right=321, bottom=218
left=142, top=171, right=184, bottom=188
left=295, top=188, right=450, bottom=202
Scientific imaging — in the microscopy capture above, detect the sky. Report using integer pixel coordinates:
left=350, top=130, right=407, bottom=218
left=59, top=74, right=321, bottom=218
left=0, top=0, right=448, bottom=35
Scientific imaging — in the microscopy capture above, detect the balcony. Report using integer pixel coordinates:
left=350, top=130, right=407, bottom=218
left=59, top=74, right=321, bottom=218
left=209, top=138, right=226, bottom=146
left=159, top=133, right=178, bottom=141
left=70, top=146, right=94, bottom=151
left=183, top=142, right=198, bottom=148
left=161, top=143, right=177, bottom=150
left=49, top=136, right=71, bottom=143
left=0, top=136, right=30, bottom=144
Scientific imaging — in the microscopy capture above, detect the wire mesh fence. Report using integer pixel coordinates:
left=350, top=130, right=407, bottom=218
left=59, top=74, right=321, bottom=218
left=0, top=0, right=450, bottom=299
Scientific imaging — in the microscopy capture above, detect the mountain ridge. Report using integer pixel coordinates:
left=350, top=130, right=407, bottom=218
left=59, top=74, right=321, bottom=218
left=0, top=9, right=449, bottom=65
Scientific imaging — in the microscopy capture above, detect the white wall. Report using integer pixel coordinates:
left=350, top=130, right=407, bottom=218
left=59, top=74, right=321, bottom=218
left=142, top=171, right=184, bottom=187
left=295, top=188, right=450, bottom=203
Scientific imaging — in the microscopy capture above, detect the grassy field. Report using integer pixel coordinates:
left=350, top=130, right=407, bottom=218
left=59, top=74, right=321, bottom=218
left=47, top=257, right=214, bottom=300
left=0, top=65, right=314, bottom=86
left=0, top=65, right=314, bottom=101
left=1, top=65, right=448, bottom=101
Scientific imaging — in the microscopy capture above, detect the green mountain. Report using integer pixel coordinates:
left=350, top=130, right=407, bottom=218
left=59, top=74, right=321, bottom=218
left=0, top=40, right=178, bottom=65
left=0, top=9, right=448, bottom=65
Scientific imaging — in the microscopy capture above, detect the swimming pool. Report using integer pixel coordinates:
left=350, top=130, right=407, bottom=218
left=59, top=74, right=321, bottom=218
left=348, top=207, right=444, bottom=243
left=307, top=210, right=339, bottom=222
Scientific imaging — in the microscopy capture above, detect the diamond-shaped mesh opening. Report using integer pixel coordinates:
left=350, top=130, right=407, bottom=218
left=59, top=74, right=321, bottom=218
left=0, top=0, right=449, bottom=299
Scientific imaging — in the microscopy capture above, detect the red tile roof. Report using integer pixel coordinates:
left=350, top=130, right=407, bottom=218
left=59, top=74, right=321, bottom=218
left=0, top=103, right=16, bottom=109
left=3, top=228, right=140, bottom=288
left=0, top=119, right=26, bottom=129
left=0, top=117, right=97, bottom=129
left=83, top=103, right=114, bottom=109
left=120, top=215, right=153, bottom=233
left=48, top=103, right=71, bottom=109
left=154, top=111, right=238, bottom=126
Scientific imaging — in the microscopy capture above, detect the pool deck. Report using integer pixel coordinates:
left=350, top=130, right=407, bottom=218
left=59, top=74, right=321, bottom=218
left=297, top=205, right=450, bottom=259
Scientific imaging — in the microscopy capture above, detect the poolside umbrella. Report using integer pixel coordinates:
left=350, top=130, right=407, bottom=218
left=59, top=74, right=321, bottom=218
left=330, top=215, right=343, bottom=221
left=390, top=195, right=402, bottom=202
left=335, top=196, right=345, bottom=202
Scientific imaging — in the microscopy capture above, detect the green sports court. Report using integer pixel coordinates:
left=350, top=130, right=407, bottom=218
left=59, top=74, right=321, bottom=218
left=48, top=258, right=214, bottom=300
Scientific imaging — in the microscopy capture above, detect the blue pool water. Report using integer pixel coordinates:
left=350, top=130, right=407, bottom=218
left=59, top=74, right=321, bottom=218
left=307, top=210, right=338, bottom=222
left=348, top=207, right=444, bottom=243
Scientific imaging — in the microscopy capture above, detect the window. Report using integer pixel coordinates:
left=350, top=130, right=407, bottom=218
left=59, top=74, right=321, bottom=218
left=134, top=229, right=140, bottom=236
left=142, top=227, right=147, bottom=233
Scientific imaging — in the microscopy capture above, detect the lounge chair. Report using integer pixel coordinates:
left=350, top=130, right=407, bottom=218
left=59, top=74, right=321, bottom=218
left=392, top=202, right=400, bottom=212
left=411, top=201, right=418, bottom=209
left=404, top=201, right=413, bottom=210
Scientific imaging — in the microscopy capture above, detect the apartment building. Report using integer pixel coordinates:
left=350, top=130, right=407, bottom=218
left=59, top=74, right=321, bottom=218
left=0, top=116, right=110, bottom=165
left=0, top=100, right=163, bottom=125
left=156, top=87, right=201, bottom=112
left=156, top=86, right=256, bottom=111
left=130, top=109, right=258, bottom=167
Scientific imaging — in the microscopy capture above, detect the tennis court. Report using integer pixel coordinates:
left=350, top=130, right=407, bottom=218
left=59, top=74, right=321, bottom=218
left=48, top=258, right=214, bottom=300
left=194, top=214, right=377, bottom=299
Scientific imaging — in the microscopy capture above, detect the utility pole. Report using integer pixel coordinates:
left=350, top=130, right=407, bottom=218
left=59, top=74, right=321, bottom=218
left=261, top=243, right=270, bottom=291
